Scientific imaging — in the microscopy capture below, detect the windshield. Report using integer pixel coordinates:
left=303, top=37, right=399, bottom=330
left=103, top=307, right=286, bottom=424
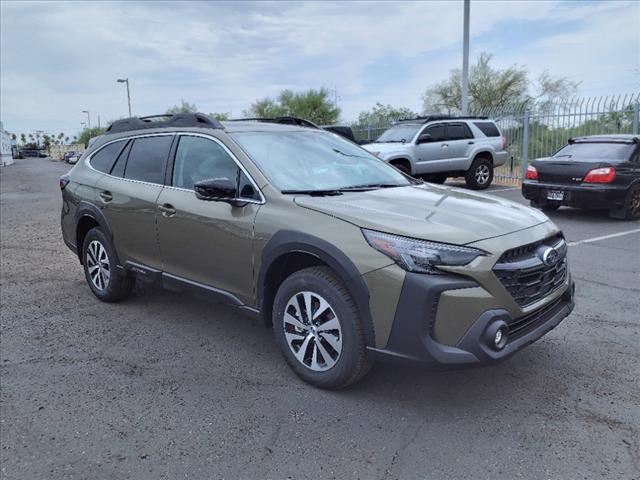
left=376, top=124, right=422, bottom=143
left=231, top=130, right=411, bottom=192
left=554, top=142, right=634, bottom=161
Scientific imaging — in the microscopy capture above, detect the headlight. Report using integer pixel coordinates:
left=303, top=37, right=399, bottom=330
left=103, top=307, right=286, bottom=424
left=362, top=229, right=486, bottom=274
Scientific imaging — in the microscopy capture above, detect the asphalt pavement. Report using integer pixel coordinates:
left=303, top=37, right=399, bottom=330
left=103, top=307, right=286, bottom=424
left=1, top=158, right=639, bottom=479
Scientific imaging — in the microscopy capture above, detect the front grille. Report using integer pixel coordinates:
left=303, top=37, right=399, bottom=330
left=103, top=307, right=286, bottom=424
left=507, top=297, right=564, bottom=339
left=494, top=235, right=568, bottom=307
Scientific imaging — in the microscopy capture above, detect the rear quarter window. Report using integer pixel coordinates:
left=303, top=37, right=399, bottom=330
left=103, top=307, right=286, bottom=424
left=124, top=135, right=173, bottom=184
left=89, top=140, right=127, bottom=173
left=473, top=122, right=501, bottom=137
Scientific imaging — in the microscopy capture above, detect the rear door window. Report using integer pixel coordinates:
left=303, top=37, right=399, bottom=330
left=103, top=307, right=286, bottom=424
left=89, top=140, right=127, bottom=173
left=446, top=123, right=473, bottom=140
left=124, top=135, right=173, bottom=184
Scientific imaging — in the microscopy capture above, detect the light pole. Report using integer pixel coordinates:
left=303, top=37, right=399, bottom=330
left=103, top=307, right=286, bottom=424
left=117, top=78, right=132, bottom=117
left=461, top=0, right=470, bottom=115
left=82, top=110, right=91, bottom=142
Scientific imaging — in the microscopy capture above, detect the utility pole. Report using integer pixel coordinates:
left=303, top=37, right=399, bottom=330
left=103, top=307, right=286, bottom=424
left=97, top=115, right=101, bottom=129
left=82, top=110, right=91, bottom=142
left=117, top=78, right=132, bottom=117
left=461, top=0, right=470, bottom=115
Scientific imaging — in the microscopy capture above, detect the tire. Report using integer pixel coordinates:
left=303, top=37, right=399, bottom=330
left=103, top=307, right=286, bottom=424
left=542, top=202, right=561, bottom=212
left=82, top=227, right=135, bottom=302
left=465, top=157, right=494, bottom=190
left=619, top=185, right=640, bottom=221
left=272, top=266, right=372, bottom=389
left=391, top=161, right=411, bottom=175
left=424, top=174, right=447, bottom=184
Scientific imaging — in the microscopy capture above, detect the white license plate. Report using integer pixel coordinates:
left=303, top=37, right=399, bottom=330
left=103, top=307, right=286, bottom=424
left=546, top=190, right=564, bottom=201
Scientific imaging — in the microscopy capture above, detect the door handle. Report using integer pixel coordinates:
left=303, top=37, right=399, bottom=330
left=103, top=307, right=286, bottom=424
left=441, top=143, right=449, bottom=148
left=158, top=203, right=176, bottom=217
left=99, top=190, right=112, bottom=203
left=468, top=141, right=474, bottom=145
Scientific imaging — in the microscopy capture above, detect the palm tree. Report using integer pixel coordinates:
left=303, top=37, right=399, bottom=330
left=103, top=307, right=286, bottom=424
left=65, top=136, right=70, bottom=143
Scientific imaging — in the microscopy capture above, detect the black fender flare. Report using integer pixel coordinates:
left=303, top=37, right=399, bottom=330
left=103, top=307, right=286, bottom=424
left=258, top=230, right=376, bottom=347
left=74, top=201, right=118, bottom=263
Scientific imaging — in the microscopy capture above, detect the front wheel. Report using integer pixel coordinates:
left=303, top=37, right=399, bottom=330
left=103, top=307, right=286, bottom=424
left=465, top=157, right=493, bottom=190
left=272, top=266, right=372, bottom=389
left=616, top=185, right=640, bottom=220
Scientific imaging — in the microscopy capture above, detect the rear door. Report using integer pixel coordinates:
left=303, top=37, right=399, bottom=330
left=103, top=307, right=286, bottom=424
left=94, top=134, right=174, bottom=269
left=156, top=134, right=261, bottom=303
left=443, top=123, right=475, bottom=169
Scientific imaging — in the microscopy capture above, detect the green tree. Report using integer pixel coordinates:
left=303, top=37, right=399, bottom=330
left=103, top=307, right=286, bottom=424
left=209, top=112, right=231, bottom=121
left=422, top=53, right=578, bottom=114
left=77, top=127, right=106, bottom=147
left=65, top=136, right=70, bottom=144
left=245, top=88, right=340, bottom=125
left=356, top=102, right=417, bottom=126
left=20, top=133, right=26, bottom=144
left=166, top=100, right=198, bottom=114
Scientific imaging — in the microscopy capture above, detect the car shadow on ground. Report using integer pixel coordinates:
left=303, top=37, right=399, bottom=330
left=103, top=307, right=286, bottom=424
left=122, top=282, right=574, bottom=411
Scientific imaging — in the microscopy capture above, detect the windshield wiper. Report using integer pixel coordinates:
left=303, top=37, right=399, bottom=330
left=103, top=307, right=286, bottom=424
left=281, top=189, right=344, bottom=196
left=332, top=148, right=370, bottom=159
left=554, top=154, right=572, bottom=158
left=340, top=183, right=405, bottom=190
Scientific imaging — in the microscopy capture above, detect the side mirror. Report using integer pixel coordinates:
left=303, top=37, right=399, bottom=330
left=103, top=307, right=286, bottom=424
left=194, top=178, right=237, bottom=202
left=417, top=133, right=433, bottom=144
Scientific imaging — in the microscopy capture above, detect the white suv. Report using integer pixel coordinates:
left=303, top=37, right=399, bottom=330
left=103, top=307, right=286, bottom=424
left=363, top=116, right=508, bottom=189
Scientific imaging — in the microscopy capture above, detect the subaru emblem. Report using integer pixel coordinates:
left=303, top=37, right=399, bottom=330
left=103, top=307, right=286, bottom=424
left=541, top=247, right=560, bottom=267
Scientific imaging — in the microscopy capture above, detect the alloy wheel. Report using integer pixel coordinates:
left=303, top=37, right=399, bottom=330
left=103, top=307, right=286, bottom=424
left=475, top=164, right=490, bottom=185
left=283, top=291, right=342, bottom=372
left=86, top=240, right=110, bottom=291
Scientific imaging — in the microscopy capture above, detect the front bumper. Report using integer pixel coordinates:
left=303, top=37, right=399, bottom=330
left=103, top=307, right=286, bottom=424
left=522, top=180, right=627, bottom=209
left=369, top=272, right=575, bottom=367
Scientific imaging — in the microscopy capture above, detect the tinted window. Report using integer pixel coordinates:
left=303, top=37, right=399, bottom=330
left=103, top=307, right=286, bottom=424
left=446, top=124, right=473, bottom=140
left=89, top=140, right=126, bottom=173
left=238, top=171, right=260, bottom=200
left=377, top=124, right=422, bottom=143
left=110, top=141, right=132, bottom=177
left=124, top=136, right=173, bottom=184
left=553, top=142, right=635, bottom=161
left=172, top=136, right=239, bottom=190
left=424, top=125, right=445, bottom=141
left=473, top=122, right=501, bottom=137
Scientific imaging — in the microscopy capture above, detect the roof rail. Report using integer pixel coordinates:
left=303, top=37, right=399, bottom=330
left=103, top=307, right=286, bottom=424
left=227, top=116, right=319, bottom=129
left=105, top=112, right=224, bottom=135
left=397, top=114, right=489, bottom=124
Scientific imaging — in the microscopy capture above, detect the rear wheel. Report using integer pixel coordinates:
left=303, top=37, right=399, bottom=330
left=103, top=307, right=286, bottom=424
left=272, top=266, right=372, bottom=389
left=465, top=157, right=493, bottom=190
left=620, top=185, right=640, bottom=220
left=82, top=228, right=135, bottom=302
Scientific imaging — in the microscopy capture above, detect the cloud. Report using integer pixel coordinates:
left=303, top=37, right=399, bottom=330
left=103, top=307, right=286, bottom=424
left=0, top=0, right=638, bottom=135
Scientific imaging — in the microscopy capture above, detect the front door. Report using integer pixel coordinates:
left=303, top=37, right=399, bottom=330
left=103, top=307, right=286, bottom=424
left=156, top=134, right=262, bottom=304
left=414, top=124, right=455, bottom=174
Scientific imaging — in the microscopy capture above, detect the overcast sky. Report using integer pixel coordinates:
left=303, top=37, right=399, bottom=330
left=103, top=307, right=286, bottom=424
left=1, top=0, right=638, bottom=137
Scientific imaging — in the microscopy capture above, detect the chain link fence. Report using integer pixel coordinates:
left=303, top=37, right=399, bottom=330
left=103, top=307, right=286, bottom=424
left=349, top=93, right=640, bottom=185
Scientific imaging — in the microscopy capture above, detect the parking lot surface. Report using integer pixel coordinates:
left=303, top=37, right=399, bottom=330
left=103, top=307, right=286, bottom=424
left=1, top=158, right=639, bottom=479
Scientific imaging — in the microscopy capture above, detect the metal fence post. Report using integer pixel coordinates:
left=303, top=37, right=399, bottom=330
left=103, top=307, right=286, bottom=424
left=367, top=124, right=372, bottom=141
left=633, top=101, right=639, bottom=135
left=521, top=111, right=529, bottom=178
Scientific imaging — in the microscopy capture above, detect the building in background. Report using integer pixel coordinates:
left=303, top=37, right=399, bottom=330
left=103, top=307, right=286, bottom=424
left=0, top=122, right=15, bottom=167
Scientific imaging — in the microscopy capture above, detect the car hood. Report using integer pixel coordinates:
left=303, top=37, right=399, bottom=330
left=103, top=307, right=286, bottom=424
left=361, top=142, right=409, bottom=157
left=294, top=184, right=549, bottom=245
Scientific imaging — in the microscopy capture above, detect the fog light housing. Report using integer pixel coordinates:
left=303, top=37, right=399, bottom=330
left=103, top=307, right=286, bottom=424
left=484, top=320, right=509, bottom=351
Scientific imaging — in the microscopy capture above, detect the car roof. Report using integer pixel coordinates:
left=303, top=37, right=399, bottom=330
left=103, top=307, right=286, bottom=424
left=571, top=134, right=639, bottom=143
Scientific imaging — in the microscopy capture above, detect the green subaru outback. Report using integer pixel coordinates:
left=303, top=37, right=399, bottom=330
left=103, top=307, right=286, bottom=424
left=60, top=113, right=575, bottom=388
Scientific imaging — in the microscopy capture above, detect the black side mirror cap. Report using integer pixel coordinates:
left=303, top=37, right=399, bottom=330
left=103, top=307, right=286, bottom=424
left=194, top=178, right=238, bottom=202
